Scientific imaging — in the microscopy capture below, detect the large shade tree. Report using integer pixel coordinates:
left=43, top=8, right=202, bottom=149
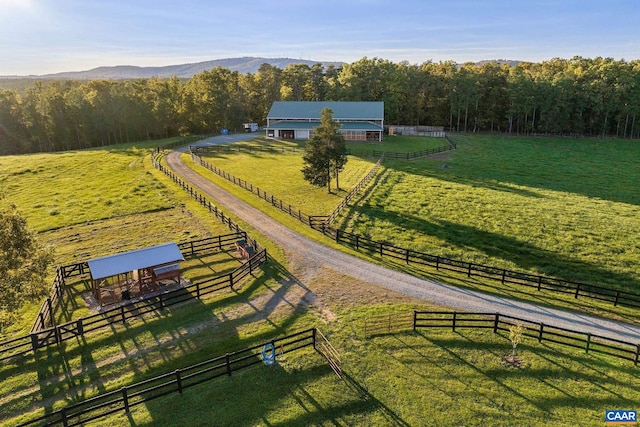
left=301, top=108, right=347, bottom=193
left=0, top=203, right=54, bottom=331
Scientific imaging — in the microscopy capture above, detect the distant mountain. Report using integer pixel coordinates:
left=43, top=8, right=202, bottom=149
left=3, top=57, right=344, bottom=80
left=474, top=59, right=521, bottom=67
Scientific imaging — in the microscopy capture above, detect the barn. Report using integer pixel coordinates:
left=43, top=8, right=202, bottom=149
left=265, top=101, right=384, bottom=142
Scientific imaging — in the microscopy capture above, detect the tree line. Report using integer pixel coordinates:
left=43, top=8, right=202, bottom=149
left=1, top=56, right=640, bottom=155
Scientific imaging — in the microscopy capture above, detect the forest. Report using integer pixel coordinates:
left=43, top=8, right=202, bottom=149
left=1, top=56, right=639, bottom=155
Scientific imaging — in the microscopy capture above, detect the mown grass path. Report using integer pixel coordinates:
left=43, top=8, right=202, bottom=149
left=165, top=140, right=640, bottom=344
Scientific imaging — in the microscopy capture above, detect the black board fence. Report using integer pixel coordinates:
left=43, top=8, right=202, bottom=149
left=325, top=228, right=640, bottom=310
left=16, top=328, right=320, bottom=427
left=412, top=311, right=640, bottom=366
left=324, top=154, right=384, bottom=225
left=0, top=239, right=267, bottom=362
left=190, top=143, right=303, bottom=154
left=372, top=140, right=456, bottom=160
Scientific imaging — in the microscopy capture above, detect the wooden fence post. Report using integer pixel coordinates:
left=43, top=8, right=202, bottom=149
left=122, top=387, right=130, bottom=414
left=222, top=353, right=231, bottom=376
left=493, top=313, right=499, bottom=333
left=121, top=306, right=126, bottom=324
left=176, top=369, right=183, bottom=394
left=30, top=334, right=39, bottom=352
left=61, top=408, right=68, bottom=427
left=47, top=297, right=55, bottom=328
left=574, top=284, right=581, bottom=299
left=413, top=311, right=417, bottom=331
left=538, top=323, right=544, bottom=342
left=635, top=345, right=639, bottom=366
left=452, top=312, right=457, bottom=332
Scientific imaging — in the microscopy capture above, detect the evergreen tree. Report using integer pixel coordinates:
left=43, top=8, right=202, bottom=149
left=301, top=108, right=347, bottom=193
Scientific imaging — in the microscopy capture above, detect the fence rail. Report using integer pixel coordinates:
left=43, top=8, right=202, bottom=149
left=190, top=144, right=303, bottom=154
left=315, top=329, right=342, bottom=378
left=412, top=311, right=640, bottom=366
left=324, top=154, right=384, bottom=225
left=16, top=328, right=318, bottom=427
left=372, top=141, right=456, bottom=160
left=324, top=228, right=640, bottom=310
left=364, top=312, right=414, bottom=338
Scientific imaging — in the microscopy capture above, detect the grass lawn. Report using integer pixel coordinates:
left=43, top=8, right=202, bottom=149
left=196, top=137, right=380, bottom=215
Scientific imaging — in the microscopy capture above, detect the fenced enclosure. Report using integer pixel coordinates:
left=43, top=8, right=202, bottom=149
left=16, top=328, right=324, bottom=427
left=0, top=233, right=267, bottom=362
left=29, top=233, right=258, bottom=333
left=189, top=150, right=328, bottom=227
left=387, top=125, right=445, bottom=136
left=185, top=142, right=640, bottom=312
left=412, top=311, right=640, bottom=366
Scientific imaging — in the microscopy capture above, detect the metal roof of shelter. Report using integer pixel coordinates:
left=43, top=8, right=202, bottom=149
left=266, top=121, right=383, bottom=131
left=267, top=101, right=384, bottom=120
left=87, top=243, right=184, bottom=280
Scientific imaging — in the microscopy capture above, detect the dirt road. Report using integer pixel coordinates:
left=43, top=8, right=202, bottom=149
left=165, top=142, right=640, bottom=344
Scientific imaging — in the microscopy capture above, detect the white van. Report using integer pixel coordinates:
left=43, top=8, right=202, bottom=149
left=243, top=123, right=259, bottom=132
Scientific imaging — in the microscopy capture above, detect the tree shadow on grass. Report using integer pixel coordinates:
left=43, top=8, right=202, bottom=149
left=420, top=331, right=639, bottom=408
left=356, top=203, right=640, bottom=293
left=391, top=137, right=640, bottom=206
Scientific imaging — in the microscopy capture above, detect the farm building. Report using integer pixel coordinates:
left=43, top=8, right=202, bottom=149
left=265, top=101, right=384, bottom=141
left=87, top=243, right=184, bottom=306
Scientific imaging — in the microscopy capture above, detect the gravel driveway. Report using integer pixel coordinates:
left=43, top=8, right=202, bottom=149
left=165, top=139, right=640, bottom=344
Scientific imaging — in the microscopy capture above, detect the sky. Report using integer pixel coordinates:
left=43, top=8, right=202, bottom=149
left=1, top=0, right=639, bottom=76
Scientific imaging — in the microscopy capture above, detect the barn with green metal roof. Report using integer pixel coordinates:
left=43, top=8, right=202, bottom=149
left=265, top=101, right=384, bottom=141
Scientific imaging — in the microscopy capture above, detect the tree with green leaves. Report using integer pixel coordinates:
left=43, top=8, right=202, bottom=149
left=301, top=108, right=347, bottom=193
left=0, top=203, right=54, bottom=331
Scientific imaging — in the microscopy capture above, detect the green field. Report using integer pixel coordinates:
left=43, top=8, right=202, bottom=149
left=2, top=134, right=639, bottom=427
left=186, top=134, right=640, bottom=319
left=340, top=134, right=640, bottom=292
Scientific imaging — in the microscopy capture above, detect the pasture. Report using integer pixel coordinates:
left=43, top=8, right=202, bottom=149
left=2, top=133, right=639, bottom=427
left=186, top=134, right=640, bottom=321
left=339, top=134, right=640, bottom=291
